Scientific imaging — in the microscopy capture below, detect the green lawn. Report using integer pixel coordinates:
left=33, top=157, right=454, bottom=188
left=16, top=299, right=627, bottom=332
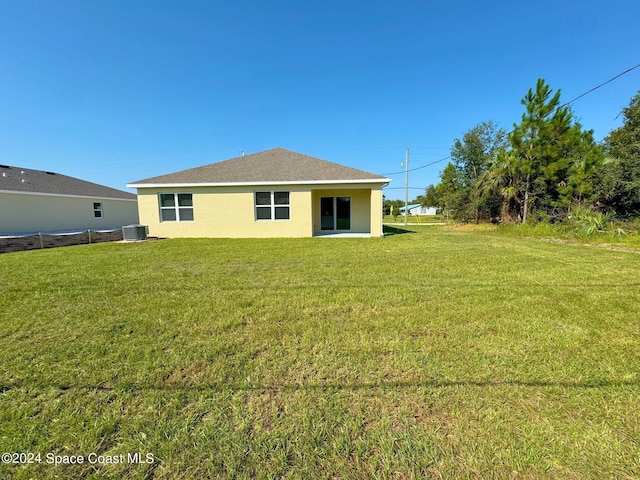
left=1, top=227, right=639, bottom=479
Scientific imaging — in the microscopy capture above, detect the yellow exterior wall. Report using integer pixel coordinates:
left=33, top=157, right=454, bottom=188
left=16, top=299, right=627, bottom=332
left=370, top=187, right=384, bottom=237
left=0, top=192, right=138, bottom=235
left=137, top=186, right=313, bottom=238
left=135, top=183, right=386, bottom=238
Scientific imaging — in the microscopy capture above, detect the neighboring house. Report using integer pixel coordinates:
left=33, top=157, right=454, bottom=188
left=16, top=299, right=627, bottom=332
left=399, top=204, right=437, bottom=216
left=0, top=165, right=138, bottom=235
left=127, top=148, right=391, bottom=238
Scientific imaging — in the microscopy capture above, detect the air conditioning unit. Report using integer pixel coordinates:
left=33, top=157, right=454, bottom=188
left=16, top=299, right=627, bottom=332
left=122, top=224, right=148, bottom=241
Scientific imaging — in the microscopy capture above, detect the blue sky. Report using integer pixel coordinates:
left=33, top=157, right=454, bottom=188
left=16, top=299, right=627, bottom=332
left=1, top=1, right=638, bottom=200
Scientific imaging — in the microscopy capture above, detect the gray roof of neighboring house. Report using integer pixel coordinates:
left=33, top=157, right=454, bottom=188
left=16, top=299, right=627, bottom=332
left=128, top=148, right=391, bottom=186
left=0, top=165, right=136, bottom=200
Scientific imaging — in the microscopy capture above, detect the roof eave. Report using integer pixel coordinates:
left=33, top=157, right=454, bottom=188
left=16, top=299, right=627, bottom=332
left=0, top=189, right=137, bottom=201
left=127, top=178, right=392, bottom=189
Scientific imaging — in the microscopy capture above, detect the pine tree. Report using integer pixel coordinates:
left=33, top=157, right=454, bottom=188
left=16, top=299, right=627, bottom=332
left=509, top=79, right=603, bottom=222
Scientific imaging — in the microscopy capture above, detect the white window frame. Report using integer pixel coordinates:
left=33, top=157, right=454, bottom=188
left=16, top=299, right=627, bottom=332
left=159, top=193, right=194, bottom=222
left=93, top=202, right=103, bottom=219
left=255, top=191, right=290, bottom=221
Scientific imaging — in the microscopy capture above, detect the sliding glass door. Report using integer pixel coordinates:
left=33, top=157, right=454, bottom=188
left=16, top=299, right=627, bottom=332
left=320, top=197, right=351, bottom=231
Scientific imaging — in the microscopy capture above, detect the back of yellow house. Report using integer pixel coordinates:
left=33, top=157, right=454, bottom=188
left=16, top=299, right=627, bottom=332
left=128, top=148, right=389, bottom=238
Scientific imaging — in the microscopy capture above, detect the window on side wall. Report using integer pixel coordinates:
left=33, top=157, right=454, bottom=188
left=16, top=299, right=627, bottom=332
left=93, top=202, right=103, bottom=218
left=255, top=191, right=290, bottom=220
left=159, top=193, right=194, bottom=222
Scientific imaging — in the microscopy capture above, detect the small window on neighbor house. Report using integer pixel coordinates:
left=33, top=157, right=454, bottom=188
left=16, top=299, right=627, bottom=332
left=255, top=191, right=290, bottom=220
left=93, top=202, right=103, bottom=218
left=159, top=193, right=194, bottom=222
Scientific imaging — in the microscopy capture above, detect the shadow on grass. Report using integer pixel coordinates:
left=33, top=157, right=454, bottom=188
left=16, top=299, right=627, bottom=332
left=4, top=377, right=639, bottom=393
left=383, top=225, right=415, bottom=236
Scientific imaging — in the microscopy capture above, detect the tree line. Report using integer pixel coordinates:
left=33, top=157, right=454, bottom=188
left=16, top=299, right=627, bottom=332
left=421, top=79, right=640, bottom=224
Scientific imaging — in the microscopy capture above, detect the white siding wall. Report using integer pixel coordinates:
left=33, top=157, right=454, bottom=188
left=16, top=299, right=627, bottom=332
left=408, top=206, right=437, bottom=216
left=0, top=192, right=138, bottom=235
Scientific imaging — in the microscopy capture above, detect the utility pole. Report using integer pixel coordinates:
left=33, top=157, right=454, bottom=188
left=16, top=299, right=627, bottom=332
left=404, top=147, right=409, bottom=226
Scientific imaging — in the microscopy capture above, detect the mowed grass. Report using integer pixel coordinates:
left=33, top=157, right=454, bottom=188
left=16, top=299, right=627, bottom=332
left=1, top=227, right=639, bottom=479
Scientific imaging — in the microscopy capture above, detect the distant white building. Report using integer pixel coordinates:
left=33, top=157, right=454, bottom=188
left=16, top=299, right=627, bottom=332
left=1, top=165, right=138, bottom=235
left=399, top=204, right=437, bottom=216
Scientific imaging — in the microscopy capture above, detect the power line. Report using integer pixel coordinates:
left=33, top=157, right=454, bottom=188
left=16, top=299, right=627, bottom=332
left=559, top=63, right=640, bottom=110
left=382, top=155, right=451, bottom=176
left=507, top=62, right=640, bottom=139
left=382, top=62, right=640, bottom=178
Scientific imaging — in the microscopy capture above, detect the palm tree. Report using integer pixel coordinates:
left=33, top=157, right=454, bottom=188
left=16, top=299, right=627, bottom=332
left=478, top=150, right=521, bottom=223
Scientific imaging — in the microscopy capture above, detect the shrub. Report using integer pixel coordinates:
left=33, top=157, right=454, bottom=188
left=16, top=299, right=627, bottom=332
left=567, top=206, right=611, bottom=237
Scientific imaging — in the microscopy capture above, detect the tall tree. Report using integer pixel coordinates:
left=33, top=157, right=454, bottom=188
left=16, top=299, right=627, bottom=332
left=450, top=121, right=507, bottom=222
left=509, top=79, right=603, bottom=222
left=509, top=79, right=562, bottom=223
left=421, top=184, right=440, bottom=209
left=598, top=92, right=640, bottom=217
left=423, top=163, right=464, bottom=220
left=424, top=80, right=605, bottom=224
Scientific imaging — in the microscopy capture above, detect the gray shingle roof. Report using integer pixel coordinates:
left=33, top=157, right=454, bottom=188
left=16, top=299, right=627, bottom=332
left=0, top=165, right=136, bottom=200
left=128, top=148, right=390, bottom=186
